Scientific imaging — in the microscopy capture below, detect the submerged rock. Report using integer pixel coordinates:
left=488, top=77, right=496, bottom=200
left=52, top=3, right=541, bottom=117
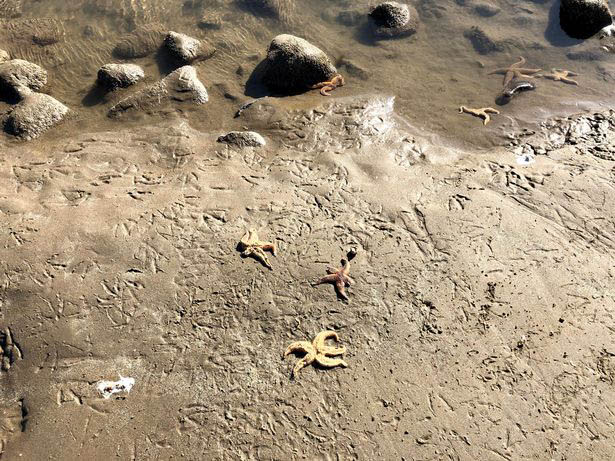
left=368, top=2, right=419, bottom=38
left=5, top=92, right=68, bottom=140
left=464, top=26, right=503, bottom=54
left=239, top=0, right=295, bottom=22
left=164, top=31, right=216, bottom=64
left=560, top=0, right=612, bottom=39
left=108, top=66, right=207, bottom=117
left=473, top=2, right=500, bottom=17
left=262, top=34, right=337, bottom=93
left=496, top=78, right=536, bottom=105
left=217, top=131, right=266, bottom=148
left=0, top=59, right=47, bottom=97
left=113, top=24, right=166, bottom=59
left=97, top=63, right=144, bottom=90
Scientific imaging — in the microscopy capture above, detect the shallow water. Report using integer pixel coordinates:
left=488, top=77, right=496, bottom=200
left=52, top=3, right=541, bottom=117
left=1, top=0, right=614, bottom=150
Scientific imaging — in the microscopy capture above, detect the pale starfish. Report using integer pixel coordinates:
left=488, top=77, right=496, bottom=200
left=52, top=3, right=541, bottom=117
left=539, top=68, right=579, bottom=85
left=459, top=106, right=500, bottom=125
left=237, top=229, right=276, bottom=269
left=310, top=74, right=345, bottom=96
left=313, top=258, right=354, bottom=300
left=284, top=330, right=348, bottom=378
left=488, top=56, right=541, bottom=86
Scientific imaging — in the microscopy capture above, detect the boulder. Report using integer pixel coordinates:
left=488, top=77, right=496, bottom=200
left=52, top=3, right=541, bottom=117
left=262, top=34, right=337, bottom=93
left=5, top=92, right=68, bottom=140
left=97, top=63, right=144, bottom=90
left=560, top=0, right=612, bottom=39
left=217, top=131, right=266, bottom=148
left=164, top=31, right=215, bottom=64
left=368, top=2, right=419, bottom=38
left=0, top=59, right=47, bottom=98
left=108, top=66, right=208, bottom=117
left=0, top=49, right=10, bottom=63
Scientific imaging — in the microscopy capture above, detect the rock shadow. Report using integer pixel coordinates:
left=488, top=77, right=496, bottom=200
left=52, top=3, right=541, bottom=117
left=154, top=46, right=182, bottom=76
left=81, top=83, right=110, bottom=107
left=353, top=20, right=377, bottom=46
left=544, top=0, right=583, bottom=47
left=244, top=59, right=273, bottom=98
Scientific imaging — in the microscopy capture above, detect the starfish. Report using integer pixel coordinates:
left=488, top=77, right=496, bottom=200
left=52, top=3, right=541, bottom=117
left=310, top=74, right=345, bottom=96
left=237, top=229, right=276, bottom=269
left=539, top=69, right=579, bottom=85
left=459, top=106, right=500, bottom=125
left=284, top=330, right=348, bottom=378
left=313, top=258, right=354, bottom=300
left=488, top=56, right=541, bottom=86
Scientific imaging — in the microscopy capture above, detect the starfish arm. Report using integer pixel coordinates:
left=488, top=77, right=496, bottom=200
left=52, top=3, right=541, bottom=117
left=512, top=56, right=526, bottom=67
left=259, top=242, right=276, bottom=255
left=284, top=341, right=314, bottom=357
left=484, top=108, right=500, bottom=114
left=315, top=355, right=348, bottom=369
left=562, top=77, right=579, bottom=85
left=310, top=81, right=330, bottom=89
left=341, top=260, right=350, bottom=276
left=335, top=279, right=349, bottom=300
left=333, top=75, right=345, bottom=86
left=251, top=248, right=272, bottom=269
left=517, top=68, right=541, bottom=74
left=343, top=275, right=355, bottom=286
left=320, top=85, right=334, bottom=96
left=313, top=331, right=339, bottom=350
left=315, top=274, right=339, bottom=285
left=503, top=71, right=514, bottom=87
left=292, top=353, right=316, bottom=377
left=483, top=114, right=491, bottom=125
left=320, top=345, right=347, bottom=356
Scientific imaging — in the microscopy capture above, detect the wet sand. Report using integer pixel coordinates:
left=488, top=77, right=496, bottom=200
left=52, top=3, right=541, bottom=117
left=1, top=0, right=615, bottom=460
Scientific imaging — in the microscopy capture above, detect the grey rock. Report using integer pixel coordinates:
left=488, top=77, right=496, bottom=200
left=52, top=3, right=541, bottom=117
left=0, top=59, right=47, bottom=98
left=5, top=92, right=68, bottom=140
left=113, top=24, right=166, bottom=59
left=97, top=63, right=144, bottom=90
left=560, top=0, right=612, bottom=39
left=368, top=2, right=419, bottom=38
left=473, top=2, right=500, bottom=17
left=198, top=13, right=223, bottom=30
left=217, top=131, right=266, bottom=148
left=464, top=26, right=504, bottom=54
left=262, top=34, right=337, bottom=93
left=0, top=49, right=9, bottom=63
left=164, top=31, right=216, bottom=64
left=108, top=66, right=208, bottom=117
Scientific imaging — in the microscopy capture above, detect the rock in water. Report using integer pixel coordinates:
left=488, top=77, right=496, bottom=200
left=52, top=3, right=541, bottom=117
left=0, top=49, right=9, bottom=63
left=97, top=63, right=144, bottom=90
left=239, top=0, right=295, bottom=22
left=113, top=24, right=166, bottom=59
left=164, top=31, right=216, bottom=64
left=217, top=131, right=266, bottom=148
left=262, top=34, right=336, bottom=93
left=5, top=92, right=68, bottom=140
left=368, top=2, right=419, bottom=38
left=108, top=66, right=208, bottom=117
left=0, top=59, right=47, bottom=97
left=560, top=0, right=612, bottom=39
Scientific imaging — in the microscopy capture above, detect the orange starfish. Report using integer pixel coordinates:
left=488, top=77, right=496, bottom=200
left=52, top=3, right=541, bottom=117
left=459, top=106, right=500, bottom=125
left=540, top=69, right=579, bottom=85
left=488, top=56, right=541, bottom=86
left=313, top=258, right=354, bottom=300
left=310, top=74, right=345, bottom=96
